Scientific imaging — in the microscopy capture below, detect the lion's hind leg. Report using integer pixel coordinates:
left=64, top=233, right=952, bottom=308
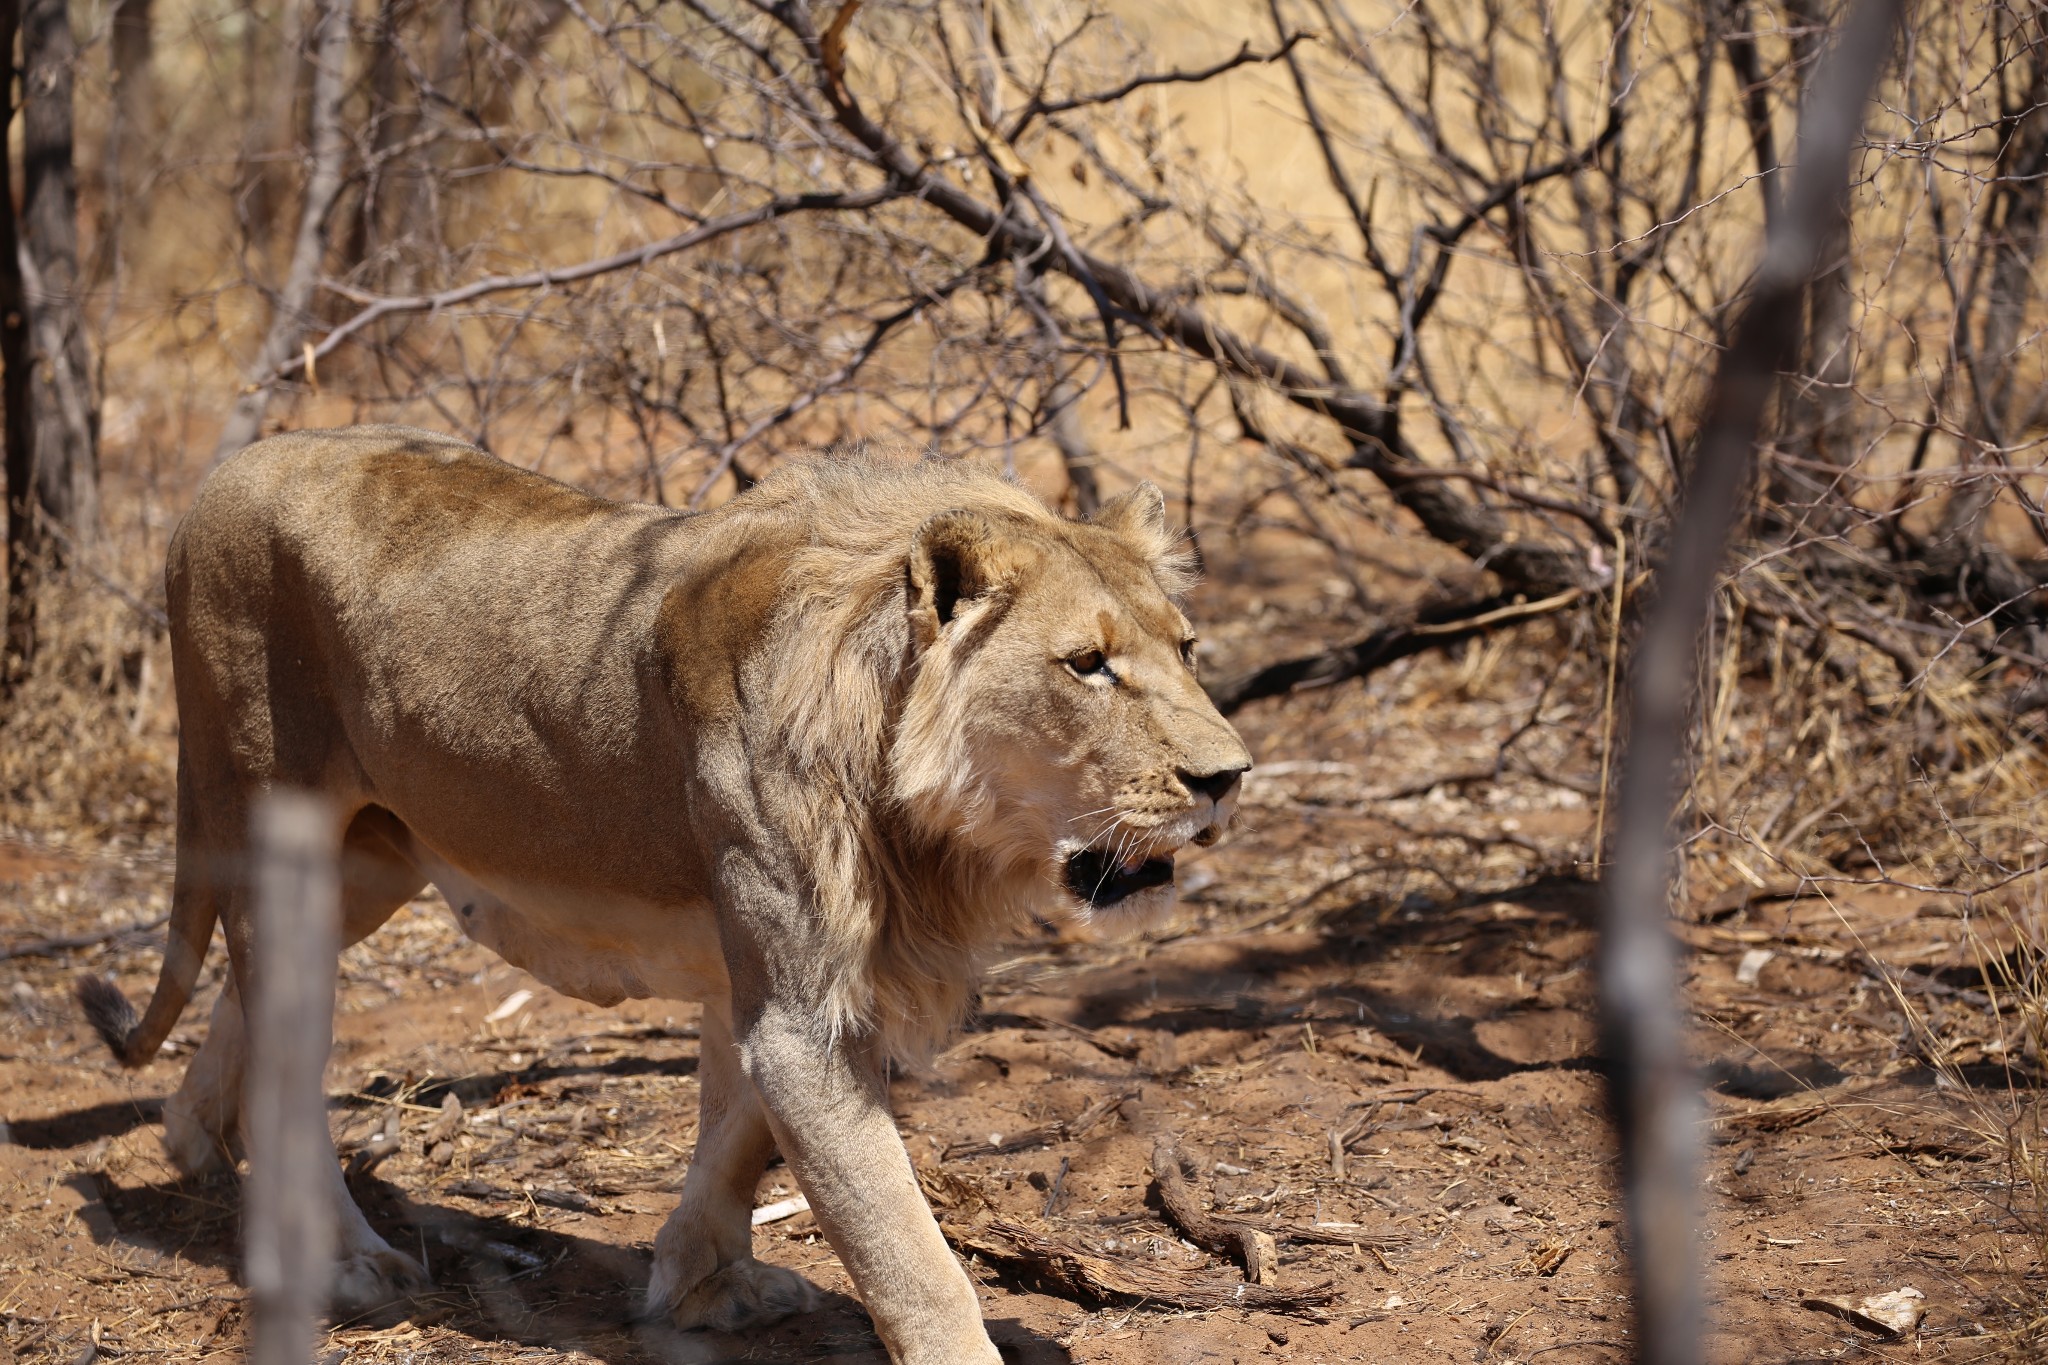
left=324, top=804, right=435, bottom=1311
left=161, top=979, right=247, bottom=1176
left=196, top=802, right=433, bottom=1313
left=647, top=1007, right=819, bottom=1332
left=162, top=803, right=430, bottom=1171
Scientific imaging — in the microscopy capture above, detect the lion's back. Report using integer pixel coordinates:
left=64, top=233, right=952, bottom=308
left=166, top=426, right=693, bottom=795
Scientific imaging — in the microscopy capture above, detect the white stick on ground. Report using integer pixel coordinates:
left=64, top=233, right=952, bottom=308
left=245, top=790, right=341, bottom=1365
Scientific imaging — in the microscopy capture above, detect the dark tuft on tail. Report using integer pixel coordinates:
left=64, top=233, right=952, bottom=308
left=75, top=975, right=141, bottom=1064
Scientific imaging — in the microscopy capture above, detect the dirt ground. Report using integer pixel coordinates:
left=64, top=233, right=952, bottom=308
left=1, top=570, right=2038, bottom=1364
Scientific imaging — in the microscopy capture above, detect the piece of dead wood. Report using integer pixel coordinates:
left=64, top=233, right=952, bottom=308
left=0, top=913, right=170, bottom=961
left=920, top=1164, right=997, bottom=1219
left=1800, top=1288, right=1925, bottom=1339
left=1205, top=588, right=1586, bottom=715
left=1019, top=1013, right=1142, bottom=1059
left=947, top=1219, right=1338, bottom=1315
left=1695, top=877, right=1811, bottom=923
left=343, top=1108, right=402, bottom=1181
left=1328, top=1097, right=1449, bottom=1176
left=422, top=1092, right=464, bottom=1146
left=1877, top=1138, right=1991, bottom=1163
left=1716, top=1075, right=1881, bottom=1132
left=1275, top=1223, right=1405, bottom=1251
left=1329, top=1030, right=1423, bottom=1073
left=943, top=1089, right=1134, bottom=1161
left=1150, top=1134, right=1279, bottom=1283
left=1850, top=950, right=1994, bottom=1009
left=1518, top=1240, right=1574, bottom=1276
left=443, top=1179, right=515, bottom=1202
left=1153, top=1128, right=1405, bottom=1250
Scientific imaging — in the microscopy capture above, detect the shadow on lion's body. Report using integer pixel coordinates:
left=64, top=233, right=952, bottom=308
left=76, top=425, right=1249, bottom=1365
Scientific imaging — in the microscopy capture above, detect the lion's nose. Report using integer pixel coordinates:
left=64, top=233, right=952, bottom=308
left=1180, top=764, right=1248, bottom=804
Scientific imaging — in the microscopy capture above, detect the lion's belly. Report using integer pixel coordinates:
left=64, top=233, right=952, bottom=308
left=422, top=856, right=727, bottom=1007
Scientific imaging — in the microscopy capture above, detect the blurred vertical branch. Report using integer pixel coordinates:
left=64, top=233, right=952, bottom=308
left=244, top=791, right=341, bottom=1365
left=1600, top=3, right=1903, bottom=1362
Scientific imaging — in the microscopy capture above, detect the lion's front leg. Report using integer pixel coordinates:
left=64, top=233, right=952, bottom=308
left=738, top=1004, right=1001, bottom=1365
left=646, top=1007, right=819, bottom=1331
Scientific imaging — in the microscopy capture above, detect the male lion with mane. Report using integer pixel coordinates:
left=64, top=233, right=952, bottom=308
left=74, top=426, right=1249, bottom=1362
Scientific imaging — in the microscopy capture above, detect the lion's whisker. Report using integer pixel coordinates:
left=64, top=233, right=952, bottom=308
left=1083, top=814, right=1127, bottom=847
left=1091, top=830, right=1132, bottom=900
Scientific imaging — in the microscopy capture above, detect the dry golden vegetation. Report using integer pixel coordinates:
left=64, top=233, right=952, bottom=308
left=5, top=0, right=2048, bottom=1360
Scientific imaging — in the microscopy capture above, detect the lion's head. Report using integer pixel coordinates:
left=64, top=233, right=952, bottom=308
left=890, top=481, right=1252, bottom=923
left=763, top=453, right=1252, bottom=1050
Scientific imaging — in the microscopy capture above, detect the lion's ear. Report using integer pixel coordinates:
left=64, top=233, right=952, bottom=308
left=1091, top=481, right=1196, bottom=598
left=1091, top=481, right=1168, bottom=550
left=908, top=510, right=1028, bottom=640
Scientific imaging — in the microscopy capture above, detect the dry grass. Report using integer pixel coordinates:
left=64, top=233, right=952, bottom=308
left=0, top=572, right=174, bottom=845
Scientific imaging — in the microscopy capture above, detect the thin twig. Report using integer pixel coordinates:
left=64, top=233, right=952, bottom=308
left=0, top=913, right=169, bottom=962
left=283, top=188, right=897, bottom=391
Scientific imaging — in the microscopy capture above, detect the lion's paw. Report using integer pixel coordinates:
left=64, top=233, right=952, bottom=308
left=331, top=1243, right=431, bottom=1315
left=652, top=1256, right=819, bottom=1333
left=160, top=1103, right=234, bottom=1178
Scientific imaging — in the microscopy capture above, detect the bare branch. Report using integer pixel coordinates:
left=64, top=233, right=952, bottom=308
left=1600, top=6, right=1904, bottom=1365
left=291, top=186, right=901, bottom=392
left=1206, top=588, right=1585, bottom=715
left=1007, top=32, right=1314, bottom=136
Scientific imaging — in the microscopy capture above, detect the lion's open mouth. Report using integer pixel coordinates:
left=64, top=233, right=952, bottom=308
left=1063, top=847, right=1176, bottom=907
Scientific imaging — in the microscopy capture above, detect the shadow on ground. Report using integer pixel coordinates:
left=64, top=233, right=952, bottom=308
left=81, top=1162, right=1073, bottom=1365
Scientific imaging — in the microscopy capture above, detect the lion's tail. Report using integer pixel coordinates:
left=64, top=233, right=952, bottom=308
left=75, top=892, right=216, bottom=1068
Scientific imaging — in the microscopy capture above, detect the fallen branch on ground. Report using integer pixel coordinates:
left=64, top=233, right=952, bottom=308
left=946, top=1219, right=1339, bottom=1315
left=1152, top=1133, right=1405, bottom=1267
left=1204, top=589, right=1584, bottom=715
left=0, top=913, right=169, bottom=961
left=1150, top=1134, right=1280, bottom=1284
left=943, top=1090, right=1134, bottom=1161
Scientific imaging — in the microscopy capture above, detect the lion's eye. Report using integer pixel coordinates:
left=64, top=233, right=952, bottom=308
left=1180, top=637, right=1198, bottom=669
left=1065, top=648, right=1115, bottom=682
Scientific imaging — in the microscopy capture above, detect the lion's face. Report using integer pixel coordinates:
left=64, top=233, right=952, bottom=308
left=894, top=484, right=1252, bottom=922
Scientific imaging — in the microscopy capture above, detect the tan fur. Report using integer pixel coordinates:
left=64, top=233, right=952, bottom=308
left=76, top=426, right=1249, bottom=1364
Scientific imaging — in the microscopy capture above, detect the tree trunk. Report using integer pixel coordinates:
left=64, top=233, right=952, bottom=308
left=1769, top=0, right=1861, bottom=527
left=236, top=0, right=303, bottom=254
left=1920, top=18, right=2048, bottom=627
left=1793, top=0, right=1858, bottom=472
left=1, top=0, right=40, bottom=684
left=102, top=0, right=155, bottom=278
left=21, top=0, right=97, bottom=547
left=111, top=0, right=152, bottom=126
left=214, top=0, right=352, bottom=463
left=336, top=0, right=409, bottom=282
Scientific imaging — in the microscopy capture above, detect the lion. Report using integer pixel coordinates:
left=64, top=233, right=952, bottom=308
left=74, top=425, right=1250, bottom=1364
